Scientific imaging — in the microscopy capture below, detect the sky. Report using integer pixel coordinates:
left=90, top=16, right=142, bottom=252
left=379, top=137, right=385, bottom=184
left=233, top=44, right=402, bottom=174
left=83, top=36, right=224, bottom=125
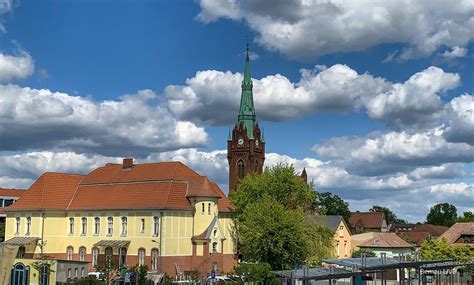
left=0, top=0, right=473, bottom=222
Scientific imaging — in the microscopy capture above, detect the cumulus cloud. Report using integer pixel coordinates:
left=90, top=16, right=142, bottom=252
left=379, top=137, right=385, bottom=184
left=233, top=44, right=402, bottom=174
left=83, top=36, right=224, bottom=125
left=440, top=46, right=468, bottom=58
left=166, top=64, right=460, bottom=128
left=197, top=0, right=474, bottom=60
left=443, top=94, right=474, bottom=145
left=313, top=128, right=474, bottom=176
left=0, top=50, right=35, bottom=83
left=0, top=86, right=208, bottom=156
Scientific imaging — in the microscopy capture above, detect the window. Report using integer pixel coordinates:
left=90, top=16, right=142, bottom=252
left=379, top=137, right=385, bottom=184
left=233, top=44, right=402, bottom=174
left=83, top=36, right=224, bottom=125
left=138, top=248, right=145, bottom=266
left=208, top=203, right=211, bottom=215
left=339, top=226, right=344, bottom=237
left=107, top=217, right=113, bottom=236
left=119, top=247, right=127, bottom=267
left=67, top=269, right=72, bottom=279
left=237, top=160, right=245, bottom=179
left=94, top=217, right=100, bottom=235
left=81, top=217, right=87, bottom=235
left=141, top=218, right=145, bottom=233
left=121, top=217, right=127, bottom=236
left=17, top=246, right=25, bottom=258
left=212, top=242, right=218, bottom=253
left=81, top=268, right=85, bottom=278
left=344, top=241, right=348, bottom=257
left=79, top=247, right=86, bottom=262
left=26, top=217, right=31, bottom=236
left=201, top=203, right=205, bottom=214
left=105, top=247, right=113, bottom=265
left=74, top=268, right=78, bottom=278
left=92, top=247, right=99, bottom=267
left=211, top=262, right=218, bottom=273
left=67, top=246, right=73, bottom=261
left=336, top=242, right=340, bottom=257
left=151, top=248, right=158, bottom=271
left=15, top=217, right=20, bottom=235
left=39, top=264, right=50, bottom=285
left=4, top=199, right=14, bottom=207
left=69, top=218, right=74, bottom=235
left=153, top=216, right=159, bottom=237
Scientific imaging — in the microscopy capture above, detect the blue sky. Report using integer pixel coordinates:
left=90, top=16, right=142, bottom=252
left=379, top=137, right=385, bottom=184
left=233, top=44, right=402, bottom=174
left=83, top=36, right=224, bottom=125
left=0, top=0, right=473, bottom=222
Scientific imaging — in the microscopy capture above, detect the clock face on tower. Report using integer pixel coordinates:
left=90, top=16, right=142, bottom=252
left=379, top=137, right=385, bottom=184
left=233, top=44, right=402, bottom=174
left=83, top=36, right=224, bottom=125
left=238, top=138, right=244, bottom=145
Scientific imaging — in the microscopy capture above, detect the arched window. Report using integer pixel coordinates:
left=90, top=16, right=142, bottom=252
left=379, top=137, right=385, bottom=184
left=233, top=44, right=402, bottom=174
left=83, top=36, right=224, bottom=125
left=39, top=264, right=50, bottom=285
left=69, top=218, right=74, bottom=235
left=15, top=217, right=20, bottom=235
left=81, top=217, right=87, bottom=235
left=105, top=247, right=113, bottom=265
left=17, top=246, right=25, bottom=258
left=153, top=216, right=159, bottom=236
left=121, top=217, right=127, bottom=236
left=92, top=247, right=99, bottom=267
left=26, top=217, right=31, bottom=236
left=79, top=246, right=86, bottom=261
left=138, top=248, right=146, bottom=266
left=212, top=242, right=218, bottom=253
left=94, top=217, right=100, bottom=235
left=107, top=217, right=113, bottom=236
left=10, top=263, right=30, bottom=285
left=119, top=247, right=127, bottom=267
left=237, top=160, right=245, bottom=179
left=151, top=248, right=159, bottom=271
left=66, top=246, right=73, bottom=261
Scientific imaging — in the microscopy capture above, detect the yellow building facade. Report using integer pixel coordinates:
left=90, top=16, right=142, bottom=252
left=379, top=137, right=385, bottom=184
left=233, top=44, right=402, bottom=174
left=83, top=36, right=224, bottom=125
left=4, top=160, right=237, bottom=277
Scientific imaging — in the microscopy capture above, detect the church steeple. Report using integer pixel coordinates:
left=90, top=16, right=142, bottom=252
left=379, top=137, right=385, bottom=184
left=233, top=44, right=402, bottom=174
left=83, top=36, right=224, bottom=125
left=238, top=43, right=256, bottom=139
left=227, top=43, right=265, bottom=193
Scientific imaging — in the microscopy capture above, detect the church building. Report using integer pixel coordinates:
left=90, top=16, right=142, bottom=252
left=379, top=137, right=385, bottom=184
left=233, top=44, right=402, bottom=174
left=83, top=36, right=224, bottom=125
left=227, top=45, right=265, bottom=192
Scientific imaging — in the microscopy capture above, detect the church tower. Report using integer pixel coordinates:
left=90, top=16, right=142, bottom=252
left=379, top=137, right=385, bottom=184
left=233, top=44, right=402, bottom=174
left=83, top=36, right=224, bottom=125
left=227, top=44, right=265, bottom=193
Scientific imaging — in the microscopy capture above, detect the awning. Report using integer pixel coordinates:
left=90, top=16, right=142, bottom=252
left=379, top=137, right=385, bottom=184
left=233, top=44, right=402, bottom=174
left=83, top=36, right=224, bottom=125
left=93, top=240, right=130, bottom=247
left=2, top=236, right=39, bottom=246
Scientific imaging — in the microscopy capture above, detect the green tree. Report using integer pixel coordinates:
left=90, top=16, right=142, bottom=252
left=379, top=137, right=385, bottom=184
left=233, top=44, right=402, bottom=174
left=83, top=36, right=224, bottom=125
left=420, top=238, right=472, bottom=262
left=230, top=163, right=315, bottom=212
left=228, top=263, right=279, bottom=285
left=457, top=211, right=474, bottom=222
left=426, top=203, right=457, bottom=227
left=351, top=249, right=376, bottom=258
left=369, top=205, right=407, bottom=225
left=314, top=192, right=351, bottom=224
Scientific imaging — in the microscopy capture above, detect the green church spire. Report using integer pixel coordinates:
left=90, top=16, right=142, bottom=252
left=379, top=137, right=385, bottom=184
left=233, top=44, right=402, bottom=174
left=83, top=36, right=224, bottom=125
left=238, top=43, right=256, bottom=139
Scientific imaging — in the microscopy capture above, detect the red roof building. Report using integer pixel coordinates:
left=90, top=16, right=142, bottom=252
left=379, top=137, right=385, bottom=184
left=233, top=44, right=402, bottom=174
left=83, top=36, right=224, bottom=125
left=349, top=212, right=388, bottom=234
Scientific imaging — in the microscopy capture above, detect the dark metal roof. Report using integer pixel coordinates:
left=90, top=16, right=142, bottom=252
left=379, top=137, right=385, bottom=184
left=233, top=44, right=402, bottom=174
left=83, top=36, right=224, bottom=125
left=93, top=240, right=130, bottom=247
left=272, top=267, right=357, bottom=281
left=2, top=236, right=39, bottom=246
left=307, top=215, right=343, bottom=231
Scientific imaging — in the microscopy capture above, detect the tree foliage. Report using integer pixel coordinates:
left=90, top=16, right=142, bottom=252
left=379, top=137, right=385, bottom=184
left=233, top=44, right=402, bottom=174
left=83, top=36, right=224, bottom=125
left=230, top=164, right=334, bottom=270
left=457, top=211, right=474, bottom=222
left=351, top=249, right=376, bottom=258
left=314, top=192, right=351, bottom=224
left=420, top=238, right=473, bottom=262
left=230, top=164, right=315, bottom=212
left=228, top=263, right=279, bottom=285
left=426, top=203, right=457, bottom=227
left=369, top=205, right=407, bottom=225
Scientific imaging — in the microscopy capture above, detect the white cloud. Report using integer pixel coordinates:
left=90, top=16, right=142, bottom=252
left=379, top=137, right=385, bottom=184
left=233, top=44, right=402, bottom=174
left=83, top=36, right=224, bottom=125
left=313, top=128, right=474, bottom=176
left=443, top=94, right=474, bottom=145
left=197, top=0, right=474, bottom=61
left=440, top=46, right=468, bottom=58
left=166, top=64, right=460, bottom=128
left=0, top=0, right=12, bottom=33
left=0, top=50, right=35, bottom=83
left=0, top=86, right=208, bottom=155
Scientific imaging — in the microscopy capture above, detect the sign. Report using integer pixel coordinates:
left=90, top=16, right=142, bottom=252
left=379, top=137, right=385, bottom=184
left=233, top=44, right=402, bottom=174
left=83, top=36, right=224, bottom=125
left=210, top=271, right=216, bottom=282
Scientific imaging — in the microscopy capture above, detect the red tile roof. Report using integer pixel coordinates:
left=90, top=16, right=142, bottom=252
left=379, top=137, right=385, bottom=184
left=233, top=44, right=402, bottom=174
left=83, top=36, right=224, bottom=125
left=439, top=222, right=474, bottom=247
left=396, top=231, right=431, bottom=246
left=359, top=233, right=413, bottom=248
left=0, top=188, right=26, bottom=198
left=413, top=224, right=448, bottom=236
left=349, top=212, right=385, bottom=229
left=6, top=172, right=84, bottom=211
left=6, top=161, right=233, bottom=213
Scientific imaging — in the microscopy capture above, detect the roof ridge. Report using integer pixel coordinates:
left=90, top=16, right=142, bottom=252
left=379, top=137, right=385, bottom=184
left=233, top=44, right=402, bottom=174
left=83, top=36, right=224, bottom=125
left=66, top=175, right=87, bottom=211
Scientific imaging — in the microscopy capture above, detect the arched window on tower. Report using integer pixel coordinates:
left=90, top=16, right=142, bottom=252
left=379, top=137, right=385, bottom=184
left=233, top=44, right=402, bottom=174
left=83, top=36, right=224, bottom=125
left=237, top=160, right=245, bottom=179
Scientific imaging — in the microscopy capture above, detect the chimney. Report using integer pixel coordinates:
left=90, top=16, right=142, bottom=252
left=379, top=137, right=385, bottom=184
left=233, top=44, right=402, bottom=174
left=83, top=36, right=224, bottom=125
left=123, top=157, right=134, bottom=170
